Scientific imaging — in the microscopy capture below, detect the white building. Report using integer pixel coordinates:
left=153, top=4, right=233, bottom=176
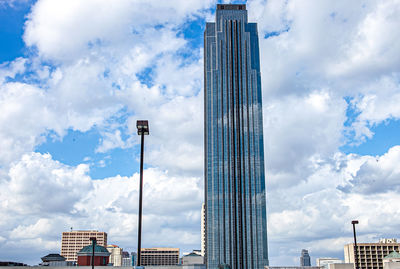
left=182, top=252, right=204, bottom=265
left=317, top=258, right=343, bottom=269
left=107, top=245, right=123, bottom=266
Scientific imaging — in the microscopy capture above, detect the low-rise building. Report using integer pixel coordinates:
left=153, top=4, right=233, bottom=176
left=328, top=263, right=354, bottom=269
left=121, top=251, right=130, bottom=266
left=317, top=258, right=343, bottom=269
left=264, top=266, right=323, bottom=269
left=77, top=242, right=110, bottom=266
left=181, top=252, right=204, bottom=265
left=40, top=254, right=70, bottom=266
left=383, top=251, right=400, bottom=269
left=140, top=247, right=179, bottom=266
left=107, top=245, right=123, bottom=266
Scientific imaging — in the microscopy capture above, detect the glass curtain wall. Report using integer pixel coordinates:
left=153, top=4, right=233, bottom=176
left=204, top=4, right=269, bottom=269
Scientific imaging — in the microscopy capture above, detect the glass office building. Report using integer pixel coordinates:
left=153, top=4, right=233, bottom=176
left=204, top=4, right=269, bottom=269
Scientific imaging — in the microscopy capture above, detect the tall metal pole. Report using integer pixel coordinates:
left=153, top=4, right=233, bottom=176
left=137, top=132, right=145, bottom=266
left=91, top=238, right=95, bottom=269
left=352, top=221, right=360, bottom=269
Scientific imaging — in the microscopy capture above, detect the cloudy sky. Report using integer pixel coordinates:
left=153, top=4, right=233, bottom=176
left=1, top=0, right=400, bottom=266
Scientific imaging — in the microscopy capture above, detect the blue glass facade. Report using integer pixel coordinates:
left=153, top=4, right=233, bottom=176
left=204, top=4, right=269, bottom=269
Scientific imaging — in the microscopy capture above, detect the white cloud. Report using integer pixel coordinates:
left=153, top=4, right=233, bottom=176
left=264, top=90, right=347, bottom=189
left=4, top=152, right=92, bottom=215
left=339, top=146, right=400, bottom=194
left=0, top=153, right=202, bottom=264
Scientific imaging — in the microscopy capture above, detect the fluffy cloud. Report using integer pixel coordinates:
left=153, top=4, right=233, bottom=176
left=339, top=146, right=400, bottom=194
left=267, top=147, right=400, bottom=264
left=0, top=153, right=202, bottom=264
left=2, top=152, right=92, bottom=215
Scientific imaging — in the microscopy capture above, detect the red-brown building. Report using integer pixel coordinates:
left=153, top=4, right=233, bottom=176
left=77, top=242, right=110, bottom=266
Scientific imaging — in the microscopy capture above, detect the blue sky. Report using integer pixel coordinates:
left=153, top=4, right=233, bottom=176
left=1, top=0, right=400, bottom=266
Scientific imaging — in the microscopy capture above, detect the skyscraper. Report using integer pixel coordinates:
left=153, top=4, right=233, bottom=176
left=204, top=4, right=268, bottom=269
left=301, top=249, right=311, bottom=267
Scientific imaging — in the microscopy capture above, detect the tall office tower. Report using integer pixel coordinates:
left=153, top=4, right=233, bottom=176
left=344, top=239, right=400, bottom=269
left=201, top=202, right=206, bottom=256
left=204, top=4, right=268, bottom=269
left=60, top=230, right=107, bottom=262
left=300, top=249, right=311, bottom=266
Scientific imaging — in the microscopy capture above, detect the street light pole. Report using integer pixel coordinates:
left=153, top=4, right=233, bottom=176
left=90, top=237, right=96, bottom=269
left=352, top=220, right=359, bottom=269
left=136, top=120, right=149, bottom=268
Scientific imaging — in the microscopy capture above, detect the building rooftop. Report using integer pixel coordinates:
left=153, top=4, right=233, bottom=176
left=41, top=254, right=66, bottom=262
left=78, top=243, right=110, bottom=255
left=217, top=4, right=246, bottom=10
left=384, top=251, right=400, bottom=259
left=184, top=252, right=202, bottom=257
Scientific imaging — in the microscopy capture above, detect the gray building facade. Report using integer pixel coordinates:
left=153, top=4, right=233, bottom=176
left=204, top=4, right=268, bottom=269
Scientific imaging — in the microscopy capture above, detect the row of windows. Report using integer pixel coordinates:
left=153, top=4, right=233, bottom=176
left=357, top=246, right=399, bottom=249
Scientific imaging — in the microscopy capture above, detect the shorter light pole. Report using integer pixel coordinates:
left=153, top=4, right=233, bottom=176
left=90, top=237, right=96, bottom=269
left=136, top=120, right=149, bottom=268
left=352, top=220, right=359, bottom=269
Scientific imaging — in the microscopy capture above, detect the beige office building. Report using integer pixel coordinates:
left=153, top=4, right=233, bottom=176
left=61, top=230, right=107, bottom=262
left=140, top=248, right=179, bottom=266
left=344, top=239, right=400, bottom=269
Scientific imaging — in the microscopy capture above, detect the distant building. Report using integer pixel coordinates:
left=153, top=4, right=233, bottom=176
left=0, top=261, right=27, bottom=266
left=383, top=251, right=400, bottom=269
left=131, top=252, right=137, bottom=266
left=107, top=245, right=123, bottom=266
left=76, top=241, right=110, bottom=266
left=264, top=266, right=322, bottom=269
left=140, top=248, right=179, bottom=266
left=192, top=250, right=202, bottom=257
left=40, top=254, right=70, bottom=266
left=122, top=251, right=130, bottom=266
left=200, top=203, right=205, bottom=257
left=344, top=238, right=400, bottom=269
left=182, top=252, right=204, bottom=265
left=301, top=250, right=311, bottom=266
left=317, top=258, right=343, bottom=269
left=61, top=230, right=107, bottom=262
left=328, top=264, right=354, bottom=269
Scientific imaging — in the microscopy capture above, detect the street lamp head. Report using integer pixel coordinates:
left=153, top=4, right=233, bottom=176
left=136, top=120, right=149, bottom=135
left=352, top=220, right=359, bottom=225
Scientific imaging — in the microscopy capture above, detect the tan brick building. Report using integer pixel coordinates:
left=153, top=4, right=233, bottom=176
left=60, top=230, right=107, bottom=262
left=140, top=247, right=179, bottom=266
left=344, top=239, right=400, bottom=269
